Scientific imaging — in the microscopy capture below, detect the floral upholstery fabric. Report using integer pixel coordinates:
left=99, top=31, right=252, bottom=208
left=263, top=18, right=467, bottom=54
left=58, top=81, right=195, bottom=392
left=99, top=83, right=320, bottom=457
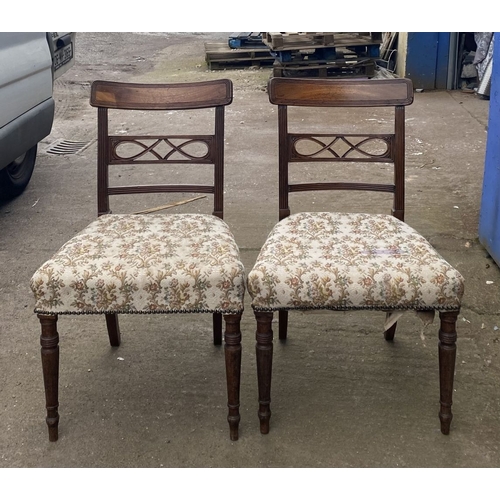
left=31, top=214, right=245, bottom=315
left=247, top=212, right=464, bottom=312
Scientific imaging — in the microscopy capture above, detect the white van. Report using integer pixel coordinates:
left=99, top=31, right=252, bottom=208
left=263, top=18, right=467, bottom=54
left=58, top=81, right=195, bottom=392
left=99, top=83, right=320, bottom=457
left=0, top=32, right=76, bottom=200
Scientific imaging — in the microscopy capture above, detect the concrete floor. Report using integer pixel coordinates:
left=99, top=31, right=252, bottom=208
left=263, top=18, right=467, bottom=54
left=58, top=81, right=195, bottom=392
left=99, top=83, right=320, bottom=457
left=0, top=33, right=498, bottom=468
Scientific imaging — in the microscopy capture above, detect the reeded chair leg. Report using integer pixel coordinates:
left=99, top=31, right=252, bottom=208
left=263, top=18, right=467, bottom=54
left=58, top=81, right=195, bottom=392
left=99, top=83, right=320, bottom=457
left=105, top=313, right=121, bottom=347
left=213, top=312, right=223, bottom=346
left=279, top=310, right=288, bottom=341
left=224, top=313, right=242, bottom=441
left=39, top=314, right=60, bottom=442
left=438, top=310, right=459, bottom=435
left=255, top=311, right=273, bottom=434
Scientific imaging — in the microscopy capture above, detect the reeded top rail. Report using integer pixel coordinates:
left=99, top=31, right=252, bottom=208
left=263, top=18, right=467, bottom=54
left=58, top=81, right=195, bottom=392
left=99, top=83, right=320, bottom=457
left=268, top=77, right=414, bottom=107
left=91, top=79, right=233, bottom=110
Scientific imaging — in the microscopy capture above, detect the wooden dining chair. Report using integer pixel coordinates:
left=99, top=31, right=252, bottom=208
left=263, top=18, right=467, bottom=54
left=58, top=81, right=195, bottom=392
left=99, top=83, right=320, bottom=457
left=247, top=77, right=464, bottom=436
left=31, top=79, right=245, bottom=441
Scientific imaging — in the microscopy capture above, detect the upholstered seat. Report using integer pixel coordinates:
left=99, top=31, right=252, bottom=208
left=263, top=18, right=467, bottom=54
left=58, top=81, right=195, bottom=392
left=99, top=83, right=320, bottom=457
left=32, top=213, right=245, bottom=315
left=248, top=212, right=463, bottom=312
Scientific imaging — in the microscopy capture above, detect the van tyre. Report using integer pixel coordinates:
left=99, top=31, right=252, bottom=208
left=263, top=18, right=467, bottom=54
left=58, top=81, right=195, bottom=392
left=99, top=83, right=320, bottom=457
left=0, top=145, right=37, bottom=200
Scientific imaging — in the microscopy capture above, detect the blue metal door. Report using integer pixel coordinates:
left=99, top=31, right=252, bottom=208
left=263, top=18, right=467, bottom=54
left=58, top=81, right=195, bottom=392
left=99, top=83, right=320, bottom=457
left=478, top=32, right=500, bottom=264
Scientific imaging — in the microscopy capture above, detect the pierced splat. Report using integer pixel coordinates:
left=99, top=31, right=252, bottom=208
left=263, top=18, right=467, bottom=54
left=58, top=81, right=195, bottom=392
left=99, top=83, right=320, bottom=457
left=110, top=136, right=214, bottom=164
left=291, top=134, right=393, bottom=161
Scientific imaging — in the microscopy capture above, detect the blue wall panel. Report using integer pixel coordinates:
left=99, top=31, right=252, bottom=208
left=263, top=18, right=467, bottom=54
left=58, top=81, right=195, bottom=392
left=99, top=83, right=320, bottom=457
left=436, top=32, right=451, bottom=89
left=405, top=32, right=451, bottom=89
left=478, top=32, right=500, bottom=265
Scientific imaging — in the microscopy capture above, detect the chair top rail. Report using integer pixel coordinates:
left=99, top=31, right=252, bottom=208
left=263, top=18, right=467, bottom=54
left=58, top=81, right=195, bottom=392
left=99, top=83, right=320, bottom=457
left=91, top=79, right=233, bottom=110
left=268, top=77, right=414, bottom=107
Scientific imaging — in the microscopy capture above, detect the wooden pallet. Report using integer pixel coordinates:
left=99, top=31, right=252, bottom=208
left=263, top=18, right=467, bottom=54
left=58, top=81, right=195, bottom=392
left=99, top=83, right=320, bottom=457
left=352, top=32, right=383, bottom=43
left=263, top=32, right=336, bottom=50
left=228, top=32, right=265, bottom=49
left=272, top=58, right=376, bottom=78
left=205, top=42, right=274, bottom=70
left=272, top=44, right=380, bottom=64
left=327, top=33, right=382, bottom=49
left=268, top=32, right=382, bottom=52
left=262, top=32, right=382, bottom=51
left=263, top=32, right=381, bottom=69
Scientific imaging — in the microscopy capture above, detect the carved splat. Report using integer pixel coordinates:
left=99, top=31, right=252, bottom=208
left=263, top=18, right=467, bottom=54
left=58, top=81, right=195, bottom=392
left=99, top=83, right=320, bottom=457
left=109, top=136, right=213, bottom=164
left=291, top=134, right=393, bottom=161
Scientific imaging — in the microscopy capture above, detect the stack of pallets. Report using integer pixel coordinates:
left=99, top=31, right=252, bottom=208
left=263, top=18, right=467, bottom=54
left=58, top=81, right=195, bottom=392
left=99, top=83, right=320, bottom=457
left=262, top=32, right=382, bottom=78
left=204, top=33, right=384, bottom=78
left=204, top=33, right=274, bottom=70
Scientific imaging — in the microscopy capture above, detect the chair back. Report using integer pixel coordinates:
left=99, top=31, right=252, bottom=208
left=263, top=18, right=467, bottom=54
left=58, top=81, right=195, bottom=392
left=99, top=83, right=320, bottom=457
left=90, top=79, right=233, bottom=218
left=267, top=77, right=413, bottom=221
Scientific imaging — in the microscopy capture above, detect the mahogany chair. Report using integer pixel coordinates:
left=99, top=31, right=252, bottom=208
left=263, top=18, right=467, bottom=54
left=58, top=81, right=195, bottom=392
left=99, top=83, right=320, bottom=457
left=247, top=77, right=464, bottom=436
left=31, top=79, right=245, bottom=441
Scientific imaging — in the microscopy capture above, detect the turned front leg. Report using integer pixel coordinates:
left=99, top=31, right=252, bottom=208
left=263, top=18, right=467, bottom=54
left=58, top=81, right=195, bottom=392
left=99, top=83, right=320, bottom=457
left=255, top=311, right=273, bottom=434
left=224, top=313, right=242, bottom=441
left=39, top=314, right=60, bottom=442
left=438, top=310, right=459, bottom=435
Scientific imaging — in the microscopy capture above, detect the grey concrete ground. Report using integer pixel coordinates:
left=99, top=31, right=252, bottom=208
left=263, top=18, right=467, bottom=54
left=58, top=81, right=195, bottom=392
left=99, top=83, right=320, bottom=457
left=0, top=33, right=499, bottom=468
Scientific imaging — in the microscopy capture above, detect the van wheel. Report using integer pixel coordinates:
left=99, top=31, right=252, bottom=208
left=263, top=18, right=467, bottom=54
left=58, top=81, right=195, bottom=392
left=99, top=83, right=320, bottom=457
left=0, top=145, right=37, bottom=200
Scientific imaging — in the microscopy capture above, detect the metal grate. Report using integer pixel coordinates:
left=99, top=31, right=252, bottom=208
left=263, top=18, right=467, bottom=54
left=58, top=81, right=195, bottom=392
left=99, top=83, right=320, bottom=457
left=45, top=139, right=92, bottom=155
